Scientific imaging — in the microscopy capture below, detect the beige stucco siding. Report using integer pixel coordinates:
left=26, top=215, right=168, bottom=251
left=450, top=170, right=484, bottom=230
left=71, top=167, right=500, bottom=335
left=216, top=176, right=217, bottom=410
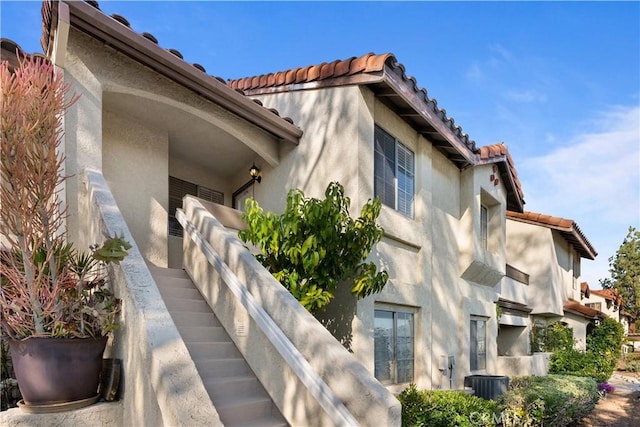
left=507, top=220, right=564, bottom=317
left=244, top=86, right=364, bottom=215
left=103, top=110, right=169, bottom=267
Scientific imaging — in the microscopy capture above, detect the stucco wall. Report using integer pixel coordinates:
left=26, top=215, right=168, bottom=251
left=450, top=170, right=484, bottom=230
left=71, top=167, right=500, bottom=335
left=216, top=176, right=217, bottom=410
left=103, top=110, right=169, bottom=267
left=61, top=28, right=278, bottom=267
left=252, top=85, right=515, bottom=390
left=507, top=220, right=564, bottom=317
left=563, top=312, right=589, bottom=350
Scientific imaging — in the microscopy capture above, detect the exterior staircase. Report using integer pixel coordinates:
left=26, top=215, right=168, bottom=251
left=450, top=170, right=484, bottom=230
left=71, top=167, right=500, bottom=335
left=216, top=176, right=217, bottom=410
left=150, top=266, right=288, bottom=427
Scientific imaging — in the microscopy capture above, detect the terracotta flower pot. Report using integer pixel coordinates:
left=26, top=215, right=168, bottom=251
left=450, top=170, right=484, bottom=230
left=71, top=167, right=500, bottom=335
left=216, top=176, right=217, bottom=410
left=9, top=336, right=108, bottom=409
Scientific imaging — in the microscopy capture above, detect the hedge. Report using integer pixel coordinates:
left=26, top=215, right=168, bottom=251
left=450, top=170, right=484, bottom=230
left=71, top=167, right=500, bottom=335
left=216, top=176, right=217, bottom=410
left=497, top=374, right=599, bottom=426
left=399, top=375, right=600, bottom=427
left=398, top=384, right=497, bottom=427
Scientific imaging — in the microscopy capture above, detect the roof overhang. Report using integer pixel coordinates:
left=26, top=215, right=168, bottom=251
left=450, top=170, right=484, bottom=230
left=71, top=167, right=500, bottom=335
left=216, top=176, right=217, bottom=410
left=477, top=153, right=524, bottom=212
left=42, top=0, right=302, bottom=145
left=234, top=58, right=478, bottom=169
left=507, top=211, right=597, bottom=260
left=563, top=300, right=605, bottom=320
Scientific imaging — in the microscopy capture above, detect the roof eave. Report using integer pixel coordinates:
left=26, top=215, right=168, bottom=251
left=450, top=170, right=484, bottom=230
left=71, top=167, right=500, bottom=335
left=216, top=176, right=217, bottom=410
left=507, top=212, right=597, bottom=260
left=232, top=63, right=477, bottom=169
left=55, top=0, right=302, bottom=145
left=476, top=155, right=524, bottom=213
left=380, top=66, right=476, bottom=168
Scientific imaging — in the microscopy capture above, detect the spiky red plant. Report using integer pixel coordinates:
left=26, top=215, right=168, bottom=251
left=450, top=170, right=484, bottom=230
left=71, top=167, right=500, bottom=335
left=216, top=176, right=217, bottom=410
left=0, top=53, right=124, bottom=339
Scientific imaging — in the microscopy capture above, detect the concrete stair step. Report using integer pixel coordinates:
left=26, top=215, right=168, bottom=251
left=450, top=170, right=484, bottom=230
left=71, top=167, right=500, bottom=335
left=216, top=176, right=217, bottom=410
left=214, top=396, right=277, bottom=426
left=155, top=275, right=199, bottom=290
left=147, top=265, right=190, bottom=279
left=158, top=286, right=203, bottom=300
left=163, top=298, right=212, bottom=313
left=239, top=420, right=288, bottom=427
left=188, top=342, right=241, bottom=360
left=196, top=358, right=251, bottom=379
left=179, top=326, right=229, bottom=342
left=204, top=375, right=262, bottom=401
left=171, top=312, right=221, bottom=328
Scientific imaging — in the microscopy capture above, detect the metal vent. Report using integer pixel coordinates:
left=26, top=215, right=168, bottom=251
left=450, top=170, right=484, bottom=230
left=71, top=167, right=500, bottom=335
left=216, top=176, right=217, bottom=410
left=464, top=375, right=509, bottom=400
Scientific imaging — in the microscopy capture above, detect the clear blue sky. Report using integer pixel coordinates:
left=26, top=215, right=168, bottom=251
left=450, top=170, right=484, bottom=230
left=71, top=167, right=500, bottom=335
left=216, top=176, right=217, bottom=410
left=1, top=1, right=639, bottom=287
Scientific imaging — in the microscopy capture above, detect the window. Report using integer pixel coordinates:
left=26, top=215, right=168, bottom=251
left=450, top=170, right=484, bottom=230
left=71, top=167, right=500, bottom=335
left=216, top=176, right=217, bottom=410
left=374, top=308, right=414, bottom=384
left=480, top=204, right=488, bottom=250
left=586, top=302, right=602, bottom=311
left=506, top=264, right=529, bottom=285
left=169, top=176, right=223, bottom=237
left=470, top=317, right=487, bottom=371
left=374, top=126, right=415, bottom=218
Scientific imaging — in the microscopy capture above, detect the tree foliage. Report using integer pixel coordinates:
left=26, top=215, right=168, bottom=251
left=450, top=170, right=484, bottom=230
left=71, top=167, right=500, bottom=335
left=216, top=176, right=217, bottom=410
left=238, top=182, right=388, bottom=312
left=601, top=227, right=640, bottom=320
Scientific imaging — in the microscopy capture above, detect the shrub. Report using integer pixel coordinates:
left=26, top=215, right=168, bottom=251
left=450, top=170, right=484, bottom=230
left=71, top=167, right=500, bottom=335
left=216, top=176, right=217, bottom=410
left=398, top=384, right=498, bottom=427
left=549, top=348, right=600, bottom=380
left=587, top=317, right=624, bottom=381
left=498, top=374, right=599, bottom=427
left=549, top=318, right=624, bottom=382
left=531, top=321, right=573, bottom=352
left=239, top=182, right=388, bottom=312
left=626, top=360, right=640, bottom=372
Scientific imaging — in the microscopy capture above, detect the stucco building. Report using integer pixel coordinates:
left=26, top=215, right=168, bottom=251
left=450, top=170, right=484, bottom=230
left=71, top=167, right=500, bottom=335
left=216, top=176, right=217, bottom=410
left=1, top=0, right=620, bottom=425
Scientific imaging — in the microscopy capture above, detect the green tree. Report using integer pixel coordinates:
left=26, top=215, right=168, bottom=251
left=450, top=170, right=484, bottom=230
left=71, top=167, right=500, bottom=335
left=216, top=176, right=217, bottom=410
left=601, top=227, right=640, bottom=320
left=238, top=182, right=388, bottom=312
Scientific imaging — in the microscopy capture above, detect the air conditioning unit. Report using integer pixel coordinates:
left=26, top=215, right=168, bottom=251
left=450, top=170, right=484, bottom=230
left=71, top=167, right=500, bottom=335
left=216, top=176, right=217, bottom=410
left=463, top=375, right=509, bottom=400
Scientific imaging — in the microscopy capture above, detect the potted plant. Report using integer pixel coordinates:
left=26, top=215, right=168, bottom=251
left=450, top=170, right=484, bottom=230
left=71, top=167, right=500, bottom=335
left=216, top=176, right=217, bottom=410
left=0, top=53, right=128, bottom=411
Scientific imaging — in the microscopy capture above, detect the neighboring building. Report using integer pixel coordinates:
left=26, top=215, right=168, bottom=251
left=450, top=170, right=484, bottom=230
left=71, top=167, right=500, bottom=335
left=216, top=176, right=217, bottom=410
left=496, top=211, right=598, bottom=374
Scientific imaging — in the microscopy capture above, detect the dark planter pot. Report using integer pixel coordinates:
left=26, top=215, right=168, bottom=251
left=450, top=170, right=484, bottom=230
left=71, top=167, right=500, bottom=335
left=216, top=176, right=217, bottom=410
left=9, top=336, right=108, bottom=408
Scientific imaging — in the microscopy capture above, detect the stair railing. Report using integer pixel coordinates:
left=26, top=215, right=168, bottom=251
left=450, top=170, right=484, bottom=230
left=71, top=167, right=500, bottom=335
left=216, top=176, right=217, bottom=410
left=176, top=207, right=360, bottom=426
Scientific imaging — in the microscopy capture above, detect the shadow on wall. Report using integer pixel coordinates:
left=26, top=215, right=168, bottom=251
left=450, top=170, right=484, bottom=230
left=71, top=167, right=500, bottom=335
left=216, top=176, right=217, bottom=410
left=315, top=281, right=358, bottom=352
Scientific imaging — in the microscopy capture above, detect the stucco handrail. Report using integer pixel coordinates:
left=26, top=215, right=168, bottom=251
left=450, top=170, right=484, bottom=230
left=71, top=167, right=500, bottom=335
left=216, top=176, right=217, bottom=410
left=176, top=207, right=360, bottom=427
left=84, top=169, right=223, bottom=426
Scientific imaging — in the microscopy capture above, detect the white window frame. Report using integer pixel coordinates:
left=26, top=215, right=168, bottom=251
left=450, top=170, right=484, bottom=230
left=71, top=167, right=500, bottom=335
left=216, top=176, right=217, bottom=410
left=374, top=125, right=415, bottom=218
left=374, top=306, right=415, bottom=385
left=470, top=316, right=487, bottom=372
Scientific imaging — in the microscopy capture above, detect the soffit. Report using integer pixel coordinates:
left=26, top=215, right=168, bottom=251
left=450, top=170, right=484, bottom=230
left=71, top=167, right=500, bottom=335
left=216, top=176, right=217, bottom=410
left=41, top=0, right=302, bottom=145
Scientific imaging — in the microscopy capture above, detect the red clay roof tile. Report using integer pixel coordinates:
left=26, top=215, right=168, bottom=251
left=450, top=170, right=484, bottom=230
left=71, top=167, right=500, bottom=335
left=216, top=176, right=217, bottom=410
left=227, top=52, right=480, bottom=169
left=564, top=300, right=605, bottom=319
left=478, top=143, right=525, bottom=212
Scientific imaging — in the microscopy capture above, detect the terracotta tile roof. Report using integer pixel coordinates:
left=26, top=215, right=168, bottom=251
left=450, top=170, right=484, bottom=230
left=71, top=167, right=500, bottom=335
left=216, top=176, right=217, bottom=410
left=581, top=282, right=590, bottom=298
left=507, top=210, right=597, bottom=260
left=564, top=300, right=605, bottom=320
left=229, top=52, right=480, bottom=169
left=40, top=0, right=302, bottom=144
left=228, top=53, right=395, bottom=92
left=1, top=38, right=47, bottom=71
left=591, top=288, right=623, bottom=307
left=477, top=143, right=525, bottom=212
